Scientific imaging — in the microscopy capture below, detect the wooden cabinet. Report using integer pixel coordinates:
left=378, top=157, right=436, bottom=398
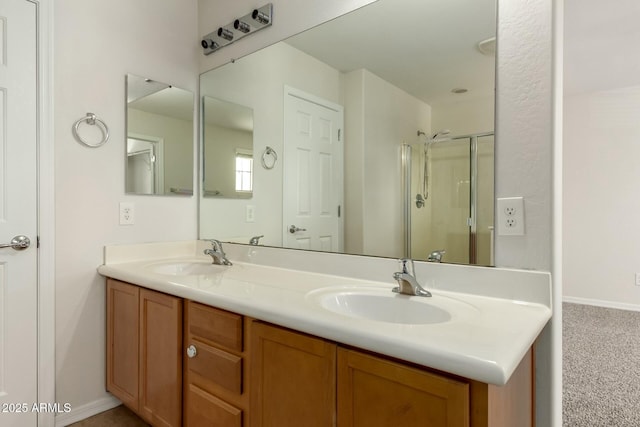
left=107, top=279, right=533, bottom=427
left=338, top=348, right=470, bottom=427
left=183, top=301, right=249, bottom=427
left=106, top=279, right=183, bottom=427
left=250, top=322, right=336, bottom=427
left=106, top=279, right=139, bottom=411
left=338, top=347, right=533, bottom=427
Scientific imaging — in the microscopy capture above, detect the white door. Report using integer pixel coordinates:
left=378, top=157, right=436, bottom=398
left=0, top=0, right=38, bottom=425
left=283, top=86, right=343, bottom=252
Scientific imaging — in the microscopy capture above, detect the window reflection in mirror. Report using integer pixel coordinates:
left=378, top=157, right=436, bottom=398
left=125, top=74, right=194, bottom=196
left=202, top=96, right=254, bottom=199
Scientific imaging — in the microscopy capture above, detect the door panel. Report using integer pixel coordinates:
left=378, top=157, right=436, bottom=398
left=283, top=87, right=343, bottom=252
left=0, top=0, right=38, bottom=425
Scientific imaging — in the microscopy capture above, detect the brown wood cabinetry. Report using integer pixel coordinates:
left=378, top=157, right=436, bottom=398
left=183, top=301, right=249, bottom=427
left=338, top=347, right=533, bottom=427
left=106, top=279, right=533, bottom=427
left=338, top=348, right=470, bottom=427
left=250, top=322, right=336, bottom=427
left=106, top=279, right=183, bottom=427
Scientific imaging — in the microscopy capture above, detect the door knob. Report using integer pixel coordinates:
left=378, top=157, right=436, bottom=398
left=289, top=225, right=307, bottom=234
left=0, top=235, right=30, bottom=251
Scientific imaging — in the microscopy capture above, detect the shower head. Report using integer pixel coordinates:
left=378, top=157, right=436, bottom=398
left=431, top=129, right=450, bottom=139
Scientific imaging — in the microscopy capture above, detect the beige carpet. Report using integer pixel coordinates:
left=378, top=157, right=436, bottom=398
left=69, top=405, right=148, bottom=427
left=563, top=302, right=640, bottom=426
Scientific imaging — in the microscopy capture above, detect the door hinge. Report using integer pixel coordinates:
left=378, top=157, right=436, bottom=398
left=338, top=129, right=341, bottom=141
left=338, top=205, right=341, bottom=218
left=37, top=236, right=40, bottom=248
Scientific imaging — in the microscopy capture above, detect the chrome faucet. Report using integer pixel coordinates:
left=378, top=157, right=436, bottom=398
left=392, top=258, right=431, bottom=297
left=427, top=249, right=446, bottom=263
left=249, top=235, right=264, bottom=246
left=203, top=239, right=232, bottom=265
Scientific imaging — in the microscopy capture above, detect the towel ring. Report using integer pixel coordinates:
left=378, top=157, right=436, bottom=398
left=261, top=146, right=277, bottom=169
left=72, top=112, right=110, bottom=148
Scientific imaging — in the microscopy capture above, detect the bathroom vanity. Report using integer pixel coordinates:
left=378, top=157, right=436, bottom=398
left=99, top=241, right=551, bottom=427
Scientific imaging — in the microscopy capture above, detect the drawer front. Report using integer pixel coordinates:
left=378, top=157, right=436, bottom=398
left=188, top=302, right=243, bottom=352
left=186, top=384, right=242, bottom=427
left=188, top=340, right=243, bottom=394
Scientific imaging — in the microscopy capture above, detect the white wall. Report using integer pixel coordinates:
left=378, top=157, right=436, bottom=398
left=564, top=86, right=640, bottom=307
left=343, top=69, right=431, bottom=257
left=359, top=70, right=431, bottom=257
left=495, top=0, right=556, bottom=425
left=54, top=0, right=198, bottom=416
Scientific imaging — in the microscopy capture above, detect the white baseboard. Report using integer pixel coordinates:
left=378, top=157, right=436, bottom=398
left=54, top=395, right=121, bottom=427
left=563, top=296, right=640, bottom=312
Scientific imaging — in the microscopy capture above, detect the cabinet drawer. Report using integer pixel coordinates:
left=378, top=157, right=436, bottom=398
left=188, top=339, right=243, bottom=394
left=186, top=383, right=242, bottom=427
left=188, top=302, right=243, bottom=352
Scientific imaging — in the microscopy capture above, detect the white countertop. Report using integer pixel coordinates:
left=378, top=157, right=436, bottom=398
left=97, top=241, right=551, bottom=386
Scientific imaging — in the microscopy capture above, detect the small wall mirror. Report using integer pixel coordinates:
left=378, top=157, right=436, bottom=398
left=126, top=74, right=194, bottom=196
left=202, top=96, right=254, bottom=198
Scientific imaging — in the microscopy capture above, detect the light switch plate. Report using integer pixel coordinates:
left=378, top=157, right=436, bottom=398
left=246, top=205, right=255, bottom=223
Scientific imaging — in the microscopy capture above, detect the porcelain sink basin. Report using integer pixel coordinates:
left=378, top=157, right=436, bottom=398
left=146, top=260, right=228, bottom=276
left=307, top=287, right=478, bottom=325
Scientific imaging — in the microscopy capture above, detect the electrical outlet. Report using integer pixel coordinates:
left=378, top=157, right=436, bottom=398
left=497, top=197, right=524, bottom=236
left=119, top=202, right=135, bottom=225
left=635, top=273, right=640, bottom=286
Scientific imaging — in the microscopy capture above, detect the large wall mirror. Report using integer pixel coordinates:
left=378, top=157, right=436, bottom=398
left=199, top=0, right=496, bottom=265
left=202, top=96, right=254, bottom=198
left=126, top=74, right=195, bottom=196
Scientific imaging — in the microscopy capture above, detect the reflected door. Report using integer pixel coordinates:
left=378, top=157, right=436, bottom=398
left=0, top=0, right=38, bottom=425
left=283, top=87, right=344, bottom=252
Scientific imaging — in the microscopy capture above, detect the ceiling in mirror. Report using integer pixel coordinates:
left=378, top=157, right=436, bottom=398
left=126, top=74, right=195, bottom=196
left=284, top=0, right=495, bottom=105
left=199, top=0, right=496, bottom=266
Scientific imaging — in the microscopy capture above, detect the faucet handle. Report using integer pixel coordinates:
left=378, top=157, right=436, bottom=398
left=201, top=238, right=224, bottom=252
left=249, top=235, right=264, bottom=245
left=398, top=258, right=416, bottom=275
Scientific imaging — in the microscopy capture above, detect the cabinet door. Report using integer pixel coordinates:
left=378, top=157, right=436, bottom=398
left=250, top=322, right=336, bottom=427
left=138, top=288, right=183, bottom=427
left=106, top=279, right=140, bottom=412
left=338, top=348, right=470, bottom=427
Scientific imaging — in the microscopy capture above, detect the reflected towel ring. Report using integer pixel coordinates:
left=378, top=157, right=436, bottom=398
left=261, top=146, right=277, bottom=169
left=72, top=112, right=110, bottom=148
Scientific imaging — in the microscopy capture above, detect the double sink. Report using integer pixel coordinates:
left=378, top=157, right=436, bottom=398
left=145, top=260, right=478, bottom=325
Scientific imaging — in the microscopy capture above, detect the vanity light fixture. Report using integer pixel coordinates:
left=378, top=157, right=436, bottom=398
left=252, top=9, right=271, bottom=25
left=217, top=27, right=234, bottom=41
left=201, top=3, right=273, bottom=55
left=234, top=20, right=251, bottom=34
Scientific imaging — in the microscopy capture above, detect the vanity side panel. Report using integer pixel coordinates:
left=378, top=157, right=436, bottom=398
left=488, top=348, right=533, bottom=427
left=106, top=279, right=140, bottom=412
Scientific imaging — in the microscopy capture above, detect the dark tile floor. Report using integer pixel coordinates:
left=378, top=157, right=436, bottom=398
left=69, top=405, right=148, bottom=426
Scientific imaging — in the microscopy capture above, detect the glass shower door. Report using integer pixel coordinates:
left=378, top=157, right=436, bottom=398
left=407, top=133, right=494, bottom=266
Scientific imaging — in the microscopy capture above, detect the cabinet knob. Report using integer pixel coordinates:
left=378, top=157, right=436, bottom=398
left=186, top=344, right=197, bottom=358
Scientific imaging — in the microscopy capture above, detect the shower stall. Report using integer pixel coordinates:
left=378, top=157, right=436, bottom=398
left=403, top=132, right=494, bottom=266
